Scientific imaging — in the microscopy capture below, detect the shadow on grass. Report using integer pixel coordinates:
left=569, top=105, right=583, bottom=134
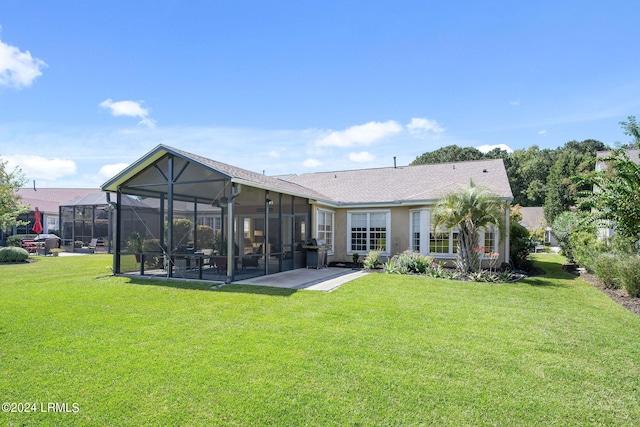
left=214, top=284, right=298, bottom=297
left=121, top=276, right=298, bottom=297
left=523, top=256, right=579, bottom=287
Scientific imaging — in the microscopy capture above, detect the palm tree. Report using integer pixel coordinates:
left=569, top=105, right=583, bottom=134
left=432, top=181, right=508, bottom=273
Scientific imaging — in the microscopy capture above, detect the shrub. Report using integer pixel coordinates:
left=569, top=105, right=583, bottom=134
left=617, top=255, right=640, bottom=297
left=7, top=234, right=37, bottom=247
left=509, top=222, right=532, bottom=269
left=0, top=246, right=29, bottom=262
left=363, top=250, right=382, bottom=269
left=382, top=260, right=400, bottom=274
left=592, top=253, right=619, bottom=289
left=384, top=251, right=434, bottom=275
left=571, top=230, right=604, bottom=272
left=196, top=225, right=215, bottom=251
left=551, top=212, right=579, bottom=262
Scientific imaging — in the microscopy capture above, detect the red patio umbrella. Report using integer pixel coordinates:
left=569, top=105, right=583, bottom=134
left=32, top=207, right=44, bottom=234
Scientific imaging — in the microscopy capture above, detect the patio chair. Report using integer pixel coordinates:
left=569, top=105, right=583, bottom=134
left=88, top=238, right=99, bottom=253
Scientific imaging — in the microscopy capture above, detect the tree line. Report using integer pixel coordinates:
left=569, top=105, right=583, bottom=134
left=410, top=116, right=639, bottom=225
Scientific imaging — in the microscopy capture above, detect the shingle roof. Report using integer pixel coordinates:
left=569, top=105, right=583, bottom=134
left=102, top=145, right=513, bottom=207
left=17, top=188, right=102, bottom=214
left=62, top=193, right=150, bottom=208
left=167, top=146, right=331, bottom=201
left=519, top=207, right=547, bottom=230
left=281, top=159, right=513, bottom=205
left=597, top=149, right=640, bottom=163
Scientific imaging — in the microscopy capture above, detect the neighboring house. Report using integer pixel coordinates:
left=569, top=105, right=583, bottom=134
left=5, top=188, right=102, bottom=240
left=102, top=145, right=514, bottom=282
left=518, top=207, right=554, bottom=245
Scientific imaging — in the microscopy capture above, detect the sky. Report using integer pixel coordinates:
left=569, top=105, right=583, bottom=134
left=1, top=0, right=639, bottom=189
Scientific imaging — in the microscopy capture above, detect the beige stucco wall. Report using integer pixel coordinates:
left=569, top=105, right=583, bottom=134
left=312, top=203, right=510, bottom=266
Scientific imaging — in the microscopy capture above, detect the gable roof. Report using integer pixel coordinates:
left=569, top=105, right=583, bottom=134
left=282, top=159, right=513, bottom=206
left=596, top=149, right=640, bottom=171
left=101, top=145, right=513, bottom=207
left=101, top=145, right=331, bottom=203
left=519, top=207, right=547, bottom=230
left=17, top=188, right=102, bottom=214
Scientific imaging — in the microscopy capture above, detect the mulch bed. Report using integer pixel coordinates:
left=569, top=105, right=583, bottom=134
left=579, top=271, right=640, bottom=316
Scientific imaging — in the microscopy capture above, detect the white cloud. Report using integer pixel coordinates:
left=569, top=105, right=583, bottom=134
left=303, top=158, right=323, bottom=168
left=510, top=100, right=520, bottom=106
left=315, top=120, right=403, bottom=147
left=476, top=144, right=514, bottom=154
left=406, top=117, right=444, bottom=134
left=100, top=99, right=156, bottom=128
left=97, top=163, right=129, bottom=181
left=0, top=37, right=47, bottom=89
left=348, top=151, right=375, bottom=162
left=1, top=155, right=76, bottom=180
left=538, top=129, right=547, bottom=135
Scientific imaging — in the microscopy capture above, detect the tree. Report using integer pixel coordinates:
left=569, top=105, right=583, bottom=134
left=411, top=145, right=486, bottom=165
left=619, top=115, right=640, bottom=148
left=544, top=139, right=607, bottom=223
left=432, top=181, right=508, bottom=273
left=551, top=211, right=580, bottom=262
left=579, top=149, right=640, bottom=242
left=0, top=159, right=28, bottom=232
left=505, top=146, right=557, bottom=206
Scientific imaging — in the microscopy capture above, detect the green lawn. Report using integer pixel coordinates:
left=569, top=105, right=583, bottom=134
left=1, top=254, right=639, bottom=426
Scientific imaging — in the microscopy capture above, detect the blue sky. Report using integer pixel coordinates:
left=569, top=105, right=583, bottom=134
left=1, top=0, right=639, bottom=188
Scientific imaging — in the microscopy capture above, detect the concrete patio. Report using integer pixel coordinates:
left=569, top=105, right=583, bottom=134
left=232, top=267, right=369, bottom=292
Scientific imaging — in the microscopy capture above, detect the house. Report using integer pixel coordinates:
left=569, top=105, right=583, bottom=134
left=2, top=188, right=102, bottom=243
left=518, top=206, right=554, bottom=246
left=102, top=145, right=513, bottom=282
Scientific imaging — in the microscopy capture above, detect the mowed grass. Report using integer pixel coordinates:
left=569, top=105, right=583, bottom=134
left=1, top=254, right=639, bottom=426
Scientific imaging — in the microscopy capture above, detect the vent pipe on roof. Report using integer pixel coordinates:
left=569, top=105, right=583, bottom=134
left=33, top=180, right=37, bottom=191
left=393, top=157, right=397, bottom=169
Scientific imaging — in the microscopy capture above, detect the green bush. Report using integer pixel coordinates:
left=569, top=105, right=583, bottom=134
left=363, top=250, right=382, bottom=269
left=0, top=246, right=29, bottom=262
left=509, top=222, right=532, bottom=269
left=551, top=212, right=579, bottom=262
left=7, top=234, right=37, bottom=247
left=196, top=225, right=215, bottom=251
left=384, top=251, right=434, bottom=275
left=571, top=230, right=604, bottom=272
left=592, top=253, right=619, bottom=289
left=617, top=255, right=640, bottom=297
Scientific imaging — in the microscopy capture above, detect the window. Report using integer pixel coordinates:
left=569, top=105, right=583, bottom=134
left=429, top=229, right=450, bottom=254
left=411, top=211, right=421, bottom=252
left=347, top=211, right=390, bottom=254
left=316, top=209, right=334, bottom=254
left=198, top=216, right=222, bottom=234
left=483, top=228, right=496, bottom=254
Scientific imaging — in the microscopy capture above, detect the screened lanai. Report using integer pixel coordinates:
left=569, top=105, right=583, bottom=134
left=60, top=192, right=154, bottom=253
left=101, top=145, right=323, bottom=283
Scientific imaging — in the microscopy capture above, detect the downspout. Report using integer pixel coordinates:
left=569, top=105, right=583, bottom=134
left=226, top=183, right=242, bottom=283
left=115, top=191, right=122, bottom=274
left=504, top=204, right=511, bottom=266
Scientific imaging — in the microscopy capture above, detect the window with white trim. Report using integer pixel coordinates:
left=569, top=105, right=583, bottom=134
left=481, top=226, right=498, bottom=256
left=316, top=209, right=334, bottom=254
left=347, top=211, right=390, bottom=254
left=411, top=211, right=421, bottom=252
left=429, top=228, right=459, bottom=254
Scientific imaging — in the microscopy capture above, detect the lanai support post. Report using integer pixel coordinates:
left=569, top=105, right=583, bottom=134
left=167, top=155, right=174, bottom=277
